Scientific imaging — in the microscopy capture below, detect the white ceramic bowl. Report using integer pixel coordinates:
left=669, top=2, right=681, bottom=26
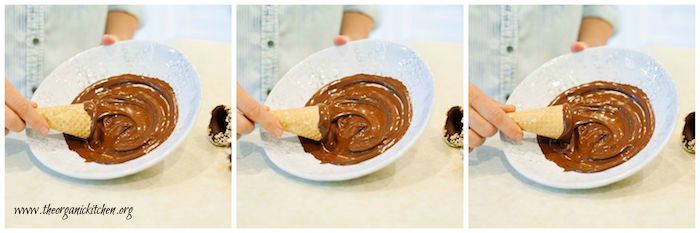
left=261, top=40, right=434, bottom=181
left=27, top=41, right=201, bottom=180
left=502, top=47, right=678, bottom=189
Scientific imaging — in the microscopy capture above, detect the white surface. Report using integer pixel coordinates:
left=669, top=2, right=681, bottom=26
left=26, top=41, right=201, bottom=180
left=261, top=40, right=434, bottom=181
left=6, top=40, right=231, bottom=227
left=502, top=47, right=678, bottom=189
left=238, top=42, right=462, bottom=228
left=469, top=46, right=694, bottom=228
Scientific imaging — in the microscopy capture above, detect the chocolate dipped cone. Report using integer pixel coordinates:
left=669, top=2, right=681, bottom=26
left=270, top=105, right=322, bottom=141
left=37, top=104, right=92, bottom=139
left=507, top=105, right=565, bottom=139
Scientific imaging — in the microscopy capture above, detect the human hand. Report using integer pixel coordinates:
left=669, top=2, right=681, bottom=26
left=101, top=34, right=120, bottom=45
left=570, top=41, right=589, bottom=52
left=5, top=80, right=49, bottom=135
left=337, top=11, right=372, bottom=46
left=469, top=84, right=523, bottom=152
left=574, top=17, right=613, bottom=53
left=236, top=84, right=283, bottom=139
left=333, top=35, right=352, bottom=46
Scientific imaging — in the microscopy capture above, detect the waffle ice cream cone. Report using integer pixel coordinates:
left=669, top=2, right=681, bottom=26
left=37, top=104, right=92, bottom=139
left=271, top=105, right=322, bottom=141
left=507, top=105, right=565, bottom=139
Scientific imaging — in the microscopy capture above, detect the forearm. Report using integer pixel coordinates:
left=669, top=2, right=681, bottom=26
left=577, top=17, right=614, bottom=47
left=105, top=11, right=139, bottom=40
left=340, top=12, right=373, bottom=40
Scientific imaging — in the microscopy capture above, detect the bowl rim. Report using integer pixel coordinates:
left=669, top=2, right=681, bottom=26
left=262, top=39, right=436, bottom=181
left=503, top=47, right=679, bottom=189
left=27, top=40, right=202, bottom=180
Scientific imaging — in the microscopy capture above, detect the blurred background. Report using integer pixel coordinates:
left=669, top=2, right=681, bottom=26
left=133, top=5, right=231, bottom=43
left=609, top=5, right=694, bottom=49
left=132, top=5, right=694, bottom=49
left=370, top=5, right=464, bottom=45
left=371, top=5, right=694, bottom=49
left=133, top=5, right=463, bottom=45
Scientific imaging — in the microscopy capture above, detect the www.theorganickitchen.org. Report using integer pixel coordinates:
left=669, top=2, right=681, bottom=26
left=13, top=203, right=133, bottom=220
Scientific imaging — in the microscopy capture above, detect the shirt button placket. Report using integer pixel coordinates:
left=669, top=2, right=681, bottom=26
left=260, top=5, right=279, bottom=100
left=499, top=5, right=517, bottom=102
left=26, top=6, right=45, bottom=97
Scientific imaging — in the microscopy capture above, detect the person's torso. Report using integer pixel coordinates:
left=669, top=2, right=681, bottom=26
left=469, top=5, right=582, bottom=102
left=5, top=5, right=108, bottom=97
left=237, top=5, right=343, bottom=102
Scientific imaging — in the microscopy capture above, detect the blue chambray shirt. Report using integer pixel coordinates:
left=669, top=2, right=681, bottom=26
left=469, top=5, right=619, bottom=103
left=237, top=5, right=380, bottom=103
left=5, top=5, right=144, bottom=98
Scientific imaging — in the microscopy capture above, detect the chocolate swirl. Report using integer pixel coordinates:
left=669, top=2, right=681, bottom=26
left=65, top=74, right=178, bottom=164
left=537, top=81, right=655, bottom=173
left=300, top=74, right=412, bottom=165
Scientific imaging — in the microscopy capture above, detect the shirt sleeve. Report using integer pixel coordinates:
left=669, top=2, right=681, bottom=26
left=343, top=5, right=381, bottom=29
left=108, top=5, right=145, bottom=28
left=582, top=5, right=620, bottom=34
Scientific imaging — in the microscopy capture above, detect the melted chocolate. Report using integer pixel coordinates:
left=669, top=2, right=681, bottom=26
left=443, top=106, right=464, bottom=148
left=537, top=81, right=654, bottom=173
left=683, top=112, right=695, bottom=143
left=65, top=74, right=178, bottom=164
left=682, top=112, right=695, bottom=154
left=208, top=105, right=232, bottom=147
left=300, top=74, right=412, bottom=165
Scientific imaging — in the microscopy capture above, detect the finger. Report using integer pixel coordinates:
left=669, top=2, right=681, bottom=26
left=5, top=82, right=49, bottom=134
left=236, top=113, right=256, bottom=136
left=236, top=85, right=283, bottom=137
left=500, top=104, right=516, bottom=113
left=468, top=129, right=486, bottom=149
left=333, top=35, right=351, bottom=46
left=570, top=41, right=588, bottom=52
left=468, top=106, right=497, bottom=138
left=101, top=34, right=119, bottom=45
left=5, top=106, right=25, bottom=132
left=468, top=83, right=485, bottom=105
left=470, top=88, right=523, bottom=141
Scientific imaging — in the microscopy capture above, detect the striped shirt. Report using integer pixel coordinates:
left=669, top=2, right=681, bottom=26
left=5, top=5, right=144, bottom=97
left=237, top=5, right=379, bottom=102
left=469, top=5, right=619, bottom=102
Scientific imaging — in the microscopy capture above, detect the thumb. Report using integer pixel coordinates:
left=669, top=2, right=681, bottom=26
left=500, top=104, right=516, bottom=113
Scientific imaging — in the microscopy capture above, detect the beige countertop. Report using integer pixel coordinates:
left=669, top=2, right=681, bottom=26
left=5, top=39, right=231, bottom=227
left=469, top=46, right=695, bottom=228
left=236, top=42, right=464, bottom=228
